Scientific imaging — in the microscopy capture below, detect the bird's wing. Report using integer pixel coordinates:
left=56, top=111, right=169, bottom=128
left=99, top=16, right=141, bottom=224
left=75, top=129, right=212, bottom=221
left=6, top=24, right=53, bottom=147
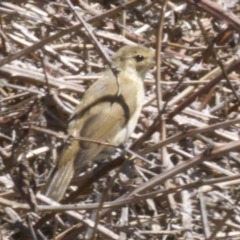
left=68, top=72, right=138, bottom=166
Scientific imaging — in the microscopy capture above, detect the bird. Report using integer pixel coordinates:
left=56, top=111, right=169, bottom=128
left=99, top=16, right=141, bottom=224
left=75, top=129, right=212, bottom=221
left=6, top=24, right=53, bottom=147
left=43, top=45, right=155, bottom=201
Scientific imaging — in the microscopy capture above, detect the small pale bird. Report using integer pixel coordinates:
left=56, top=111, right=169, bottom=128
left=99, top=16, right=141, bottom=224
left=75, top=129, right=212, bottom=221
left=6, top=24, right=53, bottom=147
left=43, top=45, right=155, bottom=201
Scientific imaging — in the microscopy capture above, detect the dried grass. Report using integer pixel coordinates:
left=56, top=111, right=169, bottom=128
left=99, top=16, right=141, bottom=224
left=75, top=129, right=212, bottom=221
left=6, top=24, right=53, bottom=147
left=1, top=0, right=240, bottom=239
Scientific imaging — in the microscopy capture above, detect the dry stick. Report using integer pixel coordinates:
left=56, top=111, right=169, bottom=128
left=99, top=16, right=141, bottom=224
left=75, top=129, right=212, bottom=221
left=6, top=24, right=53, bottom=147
left=135, top=109, right=240, bottom=212
left=34, top=141, right=236, bottom=231
left=66, top=0, right=112, bottom=68
left=23, top=0, right=238, bottom=235
left=78, top=0, right=147, bottom=44
left=0, top=4, right=52, bottom=26
left=2, top=2, right=239, bottom=240
left=156, top=0, right=177, bottom=213
left=132, top=48, right=205, bottom=151
left=168, top=58, right=240, bottom=119
left=1, top=173, right=240, bottom=212
left=1, top=0, right=240, bottom=70
left=29, top=125, right=118, bottom=148
left=88, top=162, right=126, bottom=240
left=37, top=195, right=120, bottom=240
left=33, top=156, right=125, bottom=230
left=0, top=0, right=140, bottom=67
left=2, top=173, right=240, bottom=212
left=199, top=192, right=211, bottom=239
left=0, top=65, right=85, bottom=94
left=132, top=0, right=240, bottom=150
left=140, top=117, right=240, bottom=155
left=0, top=82, right=42, bottom=95
left=132, top=57, right=240, bottom=150
left=66, top=0, right=121, bottom=95
left=12, top=98, right=43, bottom=210
left=159, top=0, right=240, bottom=114
left=133, top=67, right=188, bottom=151
left=155, top=0, right=166, bottom=113
left=39, top=51, right=50, bottom=96
left=54, top=225, right=83, bottom=240
left=179, top=177, right=193, bottom=239
left=4, top=207, right=35, bottom=240
left=186, top=0, right=240, bottom=33
left=26, top=215, right=38, bottom=240
left=85, top=193, right=101, bottom=239
left=126, top=139, right=240, bottom=197
left=207, top=193, right=240, bottom=240
left=193, top=7, right=240, bottom=105
left=48, top=140, right=240, bottom=237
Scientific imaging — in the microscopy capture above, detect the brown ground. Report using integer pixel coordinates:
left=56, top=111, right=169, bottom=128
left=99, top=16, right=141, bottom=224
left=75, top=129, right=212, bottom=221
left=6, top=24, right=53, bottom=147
left=1, top=0, right=240, bottom=239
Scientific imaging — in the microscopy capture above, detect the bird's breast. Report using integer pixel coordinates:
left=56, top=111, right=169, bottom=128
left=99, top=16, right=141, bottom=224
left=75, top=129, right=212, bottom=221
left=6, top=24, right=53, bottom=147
left=112, top=79, right=144, bottom=145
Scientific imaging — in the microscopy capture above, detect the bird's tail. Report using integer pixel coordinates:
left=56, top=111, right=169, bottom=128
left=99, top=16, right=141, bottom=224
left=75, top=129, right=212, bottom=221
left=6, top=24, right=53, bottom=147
left=43, top=160, right=74, bottom=202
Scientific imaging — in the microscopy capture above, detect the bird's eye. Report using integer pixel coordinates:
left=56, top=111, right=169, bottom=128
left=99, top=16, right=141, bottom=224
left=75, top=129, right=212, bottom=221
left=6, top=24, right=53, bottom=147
left=134, top=55, right=145, bottom=62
